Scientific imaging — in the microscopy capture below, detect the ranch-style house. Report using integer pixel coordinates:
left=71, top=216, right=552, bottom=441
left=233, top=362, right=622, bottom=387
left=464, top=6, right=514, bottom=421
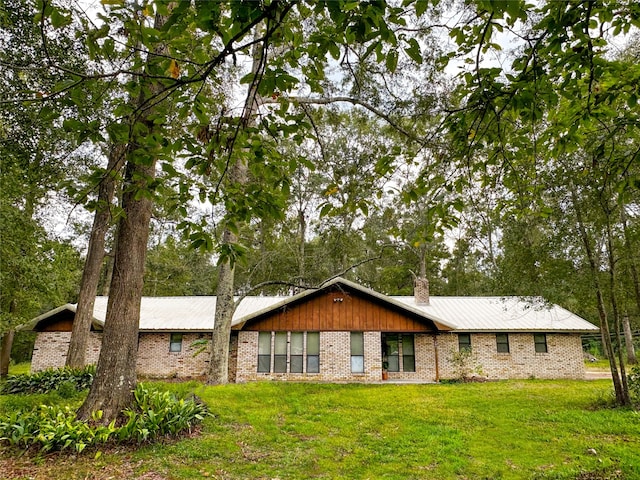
left=25, top=277, right=599, bottom=382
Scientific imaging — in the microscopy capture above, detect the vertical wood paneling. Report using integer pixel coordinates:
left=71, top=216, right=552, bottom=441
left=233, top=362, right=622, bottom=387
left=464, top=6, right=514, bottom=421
left=244, top=289, right=435, bottom=332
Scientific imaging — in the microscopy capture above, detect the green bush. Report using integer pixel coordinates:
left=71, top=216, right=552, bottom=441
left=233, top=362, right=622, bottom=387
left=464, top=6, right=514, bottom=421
left=119, top=384, right=208, bottom=443
left=0, top=365, right=96, bottom=395
left=0, top=384, right=209, bottom=453
left=0, top=406, right=115, bottom=453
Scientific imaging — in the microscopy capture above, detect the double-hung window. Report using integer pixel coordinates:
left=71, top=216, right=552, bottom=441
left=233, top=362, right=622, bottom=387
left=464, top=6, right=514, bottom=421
left=274, top=332, right=288, bottom=373
left=306, top=332, right=320, bottom=373
left=496, top=333, right=510, bottom=353
left=534, top=333, right=548, bottom=353
left=290, top=332, right=304, bottom=373
left=169, top=333, right=183, bottom=353
left=258, top=331, right=272, bottom=372
left=402, top=335, right=416, bottom=372
left=350, top=332, right=365, bottom=373
left=458, top=333, right=471, bottom=351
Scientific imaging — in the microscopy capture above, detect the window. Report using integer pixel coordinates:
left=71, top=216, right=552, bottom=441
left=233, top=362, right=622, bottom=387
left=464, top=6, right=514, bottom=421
left=385, top=335, right=400, bottom=372
left=351, top=332, right=365, bottom=373
left=402, top=335, right=416, bottom=372
left=383, top=334, right=415, bottom=373
left=258, top=332, right=271, bottom=372
left=257, top=331, right=320, bottom=374
left=306, top=332, right=320, bottom=373
left=496, top=333, right=510, bottom=353
left=169, top=333, right=182, bottom=353
left=458, top=333, right=471, bottom=351
left=534, top=333, right=548, bottom=353
left=274, top=332, right=288, bottom=373
left=290, top=332, right=304, bottom=373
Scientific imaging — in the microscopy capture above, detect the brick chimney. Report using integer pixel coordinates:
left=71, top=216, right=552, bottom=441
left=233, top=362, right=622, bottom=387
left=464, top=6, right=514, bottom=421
left=414, top=277, right=430, bottom=306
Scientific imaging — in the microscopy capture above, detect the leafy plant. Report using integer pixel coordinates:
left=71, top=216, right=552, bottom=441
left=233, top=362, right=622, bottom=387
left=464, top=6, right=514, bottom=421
left=0, top=365, right=96, bottom=394
left=0, top=406, right=115, bottom=453
left=119, top=384, right=209, bottom=443
left=448, top=348, right=484, bottom=382
left=0, top=384, right=209, bottom=453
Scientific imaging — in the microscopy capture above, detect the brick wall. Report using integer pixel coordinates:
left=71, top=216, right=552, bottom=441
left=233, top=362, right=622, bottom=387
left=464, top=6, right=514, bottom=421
left=236, top=331, right=385, bottom=383
left=136, top=332, right=210, bottom=378
left=31, top=331, right=212, bottom=379
left=31, top=330, right=586, bottom=381
left=437, top=333, right=586, bottom=380
left=31, top=331, right=103, bottom=372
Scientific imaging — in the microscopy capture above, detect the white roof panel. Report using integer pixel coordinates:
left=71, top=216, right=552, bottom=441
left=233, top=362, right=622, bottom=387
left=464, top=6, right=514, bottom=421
left=391, top=296, right=598, bottom=332
left=31, top=278, right=597, bottom=333
left=91, top=296, right=287, bottom=331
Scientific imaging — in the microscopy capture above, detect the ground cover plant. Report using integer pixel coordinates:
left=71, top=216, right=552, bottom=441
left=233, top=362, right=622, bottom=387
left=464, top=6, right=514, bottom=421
left=1, top=379, right=638, bottom=480
left=0, top=365, right=96, bottom=395
left=0, top=368, right=209, bottom=455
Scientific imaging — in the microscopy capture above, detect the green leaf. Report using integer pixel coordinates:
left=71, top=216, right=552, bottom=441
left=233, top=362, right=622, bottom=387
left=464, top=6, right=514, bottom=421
left=50, top=8, right=72, bottom=28
left=386, top=49, right=398, bottom=73
left=405, top=38, right=422, bottom=64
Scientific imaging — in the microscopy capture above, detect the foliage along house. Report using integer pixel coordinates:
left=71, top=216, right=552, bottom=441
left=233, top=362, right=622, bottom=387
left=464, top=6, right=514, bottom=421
left=25, top=277, right=598, bottom=382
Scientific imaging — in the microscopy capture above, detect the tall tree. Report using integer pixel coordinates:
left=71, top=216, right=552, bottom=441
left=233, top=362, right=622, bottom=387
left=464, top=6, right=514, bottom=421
left=76, top=4, right=174, bottom=420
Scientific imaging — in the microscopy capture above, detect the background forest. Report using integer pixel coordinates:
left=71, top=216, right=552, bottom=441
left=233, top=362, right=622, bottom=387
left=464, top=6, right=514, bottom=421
left=1, top=0, right=639, bottom=410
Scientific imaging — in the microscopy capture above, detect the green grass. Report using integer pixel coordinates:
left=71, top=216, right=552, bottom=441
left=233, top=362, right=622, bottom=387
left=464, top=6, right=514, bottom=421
left=7, top=362, right=31, bottom=376
left=1, top=380, right=639, bottom=479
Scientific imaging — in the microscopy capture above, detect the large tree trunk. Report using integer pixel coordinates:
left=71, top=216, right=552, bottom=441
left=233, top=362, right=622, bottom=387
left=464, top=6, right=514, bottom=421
left=66, top=144, right=125, bottom=367
left=76, top=155, right=154, bottom=420
left=605, top=216, right=630, bottom=403
left=0, top=330, right=15, bottom=378
left=571, top=185, right=629, bottom=406
left=77, top=10, right=170, bottom=421
left=621, top=206, right=638, bottom=364
left=623, top=315, right=637, bottom=365
left=207, top=29, right=262, bottom=385
left=0, top=299, right=17, bottom=378
left=207, top=232, right=236, bottom=385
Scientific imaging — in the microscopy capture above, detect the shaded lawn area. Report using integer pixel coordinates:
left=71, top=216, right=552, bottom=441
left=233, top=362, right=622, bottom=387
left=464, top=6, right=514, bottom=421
left=1, top=379, right=638, bottom=479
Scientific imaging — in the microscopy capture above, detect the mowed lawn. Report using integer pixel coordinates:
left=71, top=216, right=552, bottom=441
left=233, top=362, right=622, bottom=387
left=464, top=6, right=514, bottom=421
left=1, top=378, right=639, bottom=479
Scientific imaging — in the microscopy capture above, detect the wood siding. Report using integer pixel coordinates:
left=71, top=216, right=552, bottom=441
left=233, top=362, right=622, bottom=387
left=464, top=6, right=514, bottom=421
left=243, top=290, right=436, bottom=332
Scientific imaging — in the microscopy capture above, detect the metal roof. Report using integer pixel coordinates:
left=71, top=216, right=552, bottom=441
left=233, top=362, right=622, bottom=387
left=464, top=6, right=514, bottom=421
left=27, top=278, right=598, bottom=333
left=88, top=296, right=288, bottom=331
left=391, top=296, right=599, bottom=332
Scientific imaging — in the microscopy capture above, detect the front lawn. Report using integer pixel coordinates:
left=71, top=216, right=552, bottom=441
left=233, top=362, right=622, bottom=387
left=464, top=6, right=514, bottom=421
left=1, top=379, right=638, bottom=479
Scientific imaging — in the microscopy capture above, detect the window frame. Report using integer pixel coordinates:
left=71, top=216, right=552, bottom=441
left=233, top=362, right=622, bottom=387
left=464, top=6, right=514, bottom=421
left=169, top=333, right=183, bottom=353
left=306, top=332, right=320, bottom=374
left=257, top=331, right=272, bottom=373
left=534, top=333, right=548, bottom=353
left=402, top=334, right=416, bottom=373
left=496, top=333, right=510, bottom=353
left=273, top=332, right=288, bottom=373
left=350, top=332, right=365, bottom=373
left=290, top=332, right=304, bottom=373
left=458, top=333, right=472, bottom=352
left=256, top=331, right=320, bottom=374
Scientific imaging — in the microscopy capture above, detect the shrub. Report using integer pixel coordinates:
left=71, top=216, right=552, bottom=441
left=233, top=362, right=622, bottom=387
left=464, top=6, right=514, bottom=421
left=0, top=384, right=209, bottom=453
left=119, top=384, right=209, bottom=443
left=448, top=348, right=484, bottom=382
left=0, top=406, right=115, bottom=453
left=0, top=365, right=96, bottom=395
